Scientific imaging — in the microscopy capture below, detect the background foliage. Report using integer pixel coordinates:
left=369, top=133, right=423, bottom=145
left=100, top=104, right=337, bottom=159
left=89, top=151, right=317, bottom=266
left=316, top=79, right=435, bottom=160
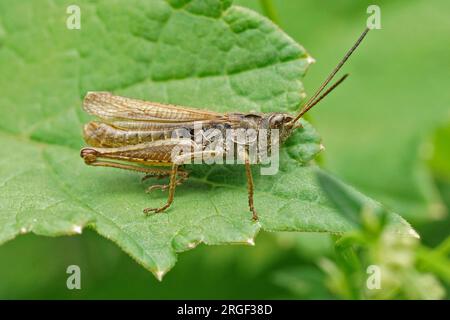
left=0, top=0, right=448, bottom=299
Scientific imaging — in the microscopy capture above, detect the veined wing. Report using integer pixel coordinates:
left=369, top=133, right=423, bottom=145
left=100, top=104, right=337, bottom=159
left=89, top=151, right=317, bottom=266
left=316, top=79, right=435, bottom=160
left=83, top=92, right=228, bottom=130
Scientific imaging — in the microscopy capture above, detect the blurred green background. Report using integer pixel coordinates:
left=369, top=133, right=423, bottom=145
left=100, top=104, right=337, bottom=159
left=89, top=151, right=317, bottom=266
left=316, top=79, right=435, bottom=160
left=0, top=0, right=449, bottom=299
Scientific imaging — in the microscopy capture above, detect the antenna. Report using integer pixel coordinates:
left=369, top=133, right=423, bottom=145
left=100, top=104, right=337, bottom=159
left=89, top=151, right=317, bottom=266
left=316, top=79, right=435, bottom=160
left=300, top=73, right=349, bottom=114
left=291, top=27, right=370, bottom=124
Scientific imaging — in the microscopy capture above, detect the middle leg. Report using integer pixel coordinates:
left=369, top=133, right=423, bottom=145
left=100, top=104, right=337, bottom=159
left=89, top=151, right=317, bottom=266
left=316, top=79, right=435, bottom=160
left=143, top=163, right=179, bottom=215
left=145, top=169, right=189, bottom=193
left=244, top=151, right=258, bottom=221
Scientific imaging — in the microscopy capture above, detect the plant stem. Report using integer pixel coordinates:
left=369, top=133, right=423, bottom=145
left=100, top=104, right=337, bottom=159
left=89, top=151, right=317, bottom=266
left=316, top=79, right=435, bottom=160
left=259, top=0, right=279, bottom=25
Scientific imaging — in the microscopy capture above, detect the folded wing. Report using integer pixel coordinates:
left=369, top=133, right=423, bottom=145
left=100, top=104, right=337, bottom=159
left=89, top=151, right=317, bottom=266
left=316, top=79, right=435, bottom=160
left=83, top=92, right=226, bottom=129
left=82, top=92, right=236, bottom=147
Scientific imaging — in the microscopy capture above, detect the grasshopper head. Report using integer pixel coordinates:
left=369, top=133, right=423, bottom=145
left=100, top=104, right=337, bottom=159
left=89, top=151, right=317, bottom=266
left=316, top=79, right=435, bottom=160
left=266, top=113, right=301, bottom=143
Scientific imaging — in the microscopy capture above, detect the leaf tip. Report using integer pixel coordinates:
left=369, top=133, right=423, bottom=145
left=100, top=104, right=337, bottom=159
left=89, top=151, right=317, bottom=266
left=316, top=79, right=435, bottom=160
left=300, top=91, right=307, bottom=100
left=408, top=228, right=420, bottom=239
left=72, top=225, right=83, bottom=234
left=155, top=269, right=166, bottom=282
left=306, top=55, right=316, bottom=65
left=187, top=242, right=197, bottom=249
left=246, top=238, right=255, bottom=246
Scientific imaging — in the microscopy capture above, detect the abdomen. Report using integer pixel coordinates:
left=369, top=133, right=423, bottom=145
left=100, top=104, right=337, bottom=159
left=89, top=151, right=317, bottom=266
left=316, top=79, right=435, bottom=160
left=83, top=121, right=173, bottom=147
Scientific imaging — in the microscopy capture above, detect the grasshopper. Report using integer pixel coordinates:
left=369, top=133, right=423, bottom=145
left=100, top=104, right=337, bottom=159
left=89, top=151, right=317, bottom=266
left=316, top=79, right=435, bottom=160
left=81, top=28, right=370, bottom=221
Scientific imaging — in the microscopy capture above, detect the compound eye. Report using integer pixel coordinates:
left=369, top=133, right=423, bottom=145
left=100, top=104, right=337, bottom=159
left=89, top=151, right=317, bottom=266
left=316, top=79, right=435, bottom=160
left=271, top=115, right=284, bottom=127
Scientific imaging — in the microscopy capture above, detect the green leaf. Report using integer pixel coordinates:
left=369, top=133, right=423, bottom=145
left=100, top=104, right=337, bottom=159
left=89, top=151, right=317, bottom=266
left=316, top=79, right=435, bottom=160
left=430, top=120, right=450, bottom=183
left=316, top=169, right=390, bottom=230
left=417, top=236, right=450, bottom=285
left=284, top=119, right=323, bottom=164
left=0, top=0, right=415, bottom=279
left=273, top=266, right=332, bottom=299
left=269, top=0, right=450, bottom=221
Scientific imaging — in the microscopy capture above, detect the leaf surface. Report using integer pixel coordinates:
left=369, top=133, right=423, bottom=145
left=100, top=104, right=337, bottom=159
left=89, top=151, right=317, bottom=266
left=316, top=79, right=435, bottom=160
left=0, top=0, right=414, bottom=278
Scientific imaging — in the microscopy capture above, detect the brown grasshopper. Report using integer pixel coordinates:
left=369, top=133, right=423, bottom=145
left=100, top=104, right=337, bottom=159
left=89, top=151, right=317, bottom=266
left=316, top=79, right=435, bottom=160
left=80, top=28, right=370, bottom=221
